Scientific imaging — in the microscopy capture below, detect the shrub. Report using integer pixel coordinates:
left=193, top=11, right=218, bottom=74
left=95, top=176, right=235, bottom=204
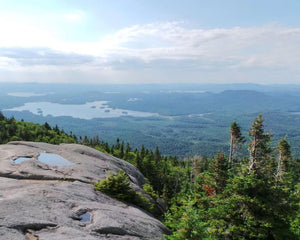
left=143, top=183, right=159, bottom=200
left=94, top=170, right=153, bottom=212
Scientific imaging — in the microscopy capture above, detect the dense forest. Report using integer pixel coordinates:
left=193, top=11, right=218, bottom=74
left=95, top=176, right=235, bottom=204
left=0, top=112, right=299, bottom=239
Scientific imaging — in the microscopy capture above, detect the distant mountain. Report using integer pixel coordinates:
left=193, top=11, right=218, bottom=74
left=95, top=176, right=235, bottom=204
left=2, top=83, right=300, bottom=157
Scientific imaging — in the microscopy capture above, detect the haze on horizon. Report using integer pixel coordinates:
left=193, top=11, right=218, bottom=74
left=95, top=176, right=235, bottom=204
left=0, top=0, right=300, bottom=85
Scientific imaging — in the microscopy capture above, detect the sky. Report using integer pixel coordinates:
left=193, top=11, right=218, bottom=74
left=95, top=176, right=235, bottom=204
left=0, top=0, right=300, bottom=84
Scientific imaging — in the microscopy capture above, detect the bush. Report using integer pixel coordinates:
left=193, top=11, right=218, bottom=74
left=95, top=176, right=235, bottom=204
left=94, top=170, right=153, bottom=212
left=143, top=183, right=159, bottom=200
left=95, top=170, right=134, bottom=201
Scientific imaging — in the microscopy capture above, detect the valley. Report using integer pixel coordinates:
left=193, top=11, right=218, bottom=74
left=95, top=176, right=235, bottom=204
left=2, top=83, right=300, bottom=157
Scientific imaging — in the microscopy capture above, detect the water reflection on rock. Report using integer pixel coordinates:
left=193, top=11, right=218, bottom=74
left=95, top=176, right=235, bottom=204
left=38, top=153, right=75, bottom=166
left=80, top=212, right=91, bottom=223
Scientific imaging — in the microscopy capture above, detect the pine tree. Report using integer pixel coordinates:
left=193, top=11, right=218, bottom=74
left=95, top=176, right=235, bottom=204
left=111, top=145, right=114, bottom=155
left=83, top=135, right=90, bottom=145
left=54, top=124, right=60, bottom=133
left=229, top=121, right=245, bottom=168
left=248, top=114, right=272, bottom=176
left=214, top=153, right=228, bottom=193
left=119, top=141, right=124, bottom=159
left=135, top=152, right=142, bottom=170
left=140, top=144, right=145, bottom=159
left=125, top=143, right=131, bottom=155
left=91, top=136, right=100, bottom=147
left=276, top=136, right=291, bottom=180
left=0, top=111, right=5, bottom=121
left=116, top=138, right=120, bottom=149
left=190, top=155, right=202, bottom=184
left=44, top=122, right=51, bottom=130
left=104, top=142, right=110, bottom=153
left=154, top=146, right=161, bottom=165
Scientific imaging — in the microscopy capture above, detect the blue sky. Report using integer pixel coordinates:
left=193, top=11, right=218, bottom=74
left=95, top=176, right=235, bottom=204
left=0, top=0, right=300, bottom=84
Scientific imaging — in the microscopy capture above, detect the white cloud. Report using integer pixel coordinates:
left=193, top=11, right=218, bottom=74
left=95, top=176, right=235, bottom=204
left=0, top=18, right=57, bottom=48
left=0, top=20, right=300, bottom=83
left=79, top=22, right=300, bottom=71
left=0, top=57, right=18, bottom=70
left=63, top=11, right=84, bottom=22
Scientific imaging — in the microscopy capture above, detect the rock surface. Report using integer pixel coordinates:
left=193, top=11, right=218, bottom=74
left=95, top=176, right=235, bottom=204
left=0, top=141, right=170, bottom=240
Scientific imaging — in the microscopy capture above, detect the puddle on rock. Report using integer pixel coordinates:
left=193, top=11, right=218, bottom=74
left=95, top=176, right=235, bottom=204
left=80, top=212, right=91, bottom=223
left=12, top=157, right=32, bottom=164
left=38, top=153, right=75, bottom=166
left=11, top=153, right=75, bottom=167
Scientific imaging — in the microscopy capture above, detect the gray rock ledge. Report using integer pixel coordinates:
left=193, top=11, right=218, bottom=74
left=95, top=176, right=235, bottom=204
left=0, top=141, right=170, bottom=240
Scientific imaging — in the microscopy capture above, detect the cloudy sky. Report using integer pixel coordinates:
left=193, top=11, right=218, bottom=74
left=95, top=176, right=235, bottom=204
left=0, top=0, right=300, bottom=84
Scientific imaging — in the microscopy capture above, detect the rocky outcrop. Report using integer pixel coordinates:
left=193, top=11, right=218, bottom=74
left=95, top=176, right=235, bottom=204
left=0, top=141, right=170, bottom=240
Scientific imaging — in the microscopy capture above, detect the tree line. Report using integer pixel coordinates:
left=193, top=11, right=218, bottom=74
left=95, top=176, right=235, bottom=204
left=165, top=114, right=299, bottom=239
left=0, top=111, right=299, bottom=239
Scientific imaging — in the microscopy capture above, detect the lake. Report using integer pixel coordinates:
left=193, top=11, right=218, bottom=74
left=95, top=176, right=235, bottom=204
left=7, top=92, right=47, bottom=97
left=5, top=101, right=159, bottom=119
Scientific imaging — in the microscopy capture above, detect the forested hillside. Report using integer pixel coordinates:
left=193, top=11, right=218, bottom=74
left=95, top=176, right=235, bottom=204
left=0, top=112, right=76, bottom=144
left=4, top=83, right=300, bottom=158
left=0, top=112, right=299, bottom=239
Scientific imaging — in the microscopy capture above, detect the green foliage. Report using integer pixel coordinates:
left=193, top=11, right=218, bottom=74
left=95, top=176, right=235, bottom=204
left=229, top=120, right=245, bottom=169
left=94, top=170, right=133, bottom=201
left=166, top=170, right=299, bottom=239
left=143, top=183, right=159, bottom=200
left=290, top=183, right=300, bottom=236
left=230, top=121, right=245, bottom=143
left=0, top=114, right=76, bottom=144
left=213, top=153, right=228, bottom=193
left=1, top=111, right=299, bottom=239
left=94, top=170, right=153, bottom=213
left=165, top=114, right=300, bottom=239
left=248, top=114, right=273, bottom=177
left=276, top=136, right=292, bottom=180
left=165, top=198, right=207, bottom=240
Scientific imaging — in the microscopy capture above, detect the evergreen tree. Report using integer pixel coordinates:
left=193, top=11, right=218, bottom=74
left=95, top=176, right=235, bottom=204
left=135, top=152, right=142, bottom=170
left=248, top=114, right=272, bottom=177
left=213, top=153, right=228, bottom=194
left=140, top=145, right=145, bottom=159
left=229, top=121, right=245, bottom=168
left=190, top=155, right=202, bottom=184
left=0, top=111, right=5, bottom=121
left=116, top=138, right=120, bottom=149
left=154, top=146, right=161, bottom=165
left=119, top=141, right=124, bottom=159
left=90, top=136, right=100, bottom=147
left=54, top=124, right=60, bottom=133
left=125, top=143, right=131, bottom=155
left=276, top=136, right=292, bottom=180
left=83, top=135, right=90, bottom=145
left=104, top=142, right=110, bottom=153
left=124, top=143, right=131, bottom=160
left=173, top=156, right=178, bottom=165
left=44, top=122, right=51, bottom=130
left=111, top=145, right=114, bottom=155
